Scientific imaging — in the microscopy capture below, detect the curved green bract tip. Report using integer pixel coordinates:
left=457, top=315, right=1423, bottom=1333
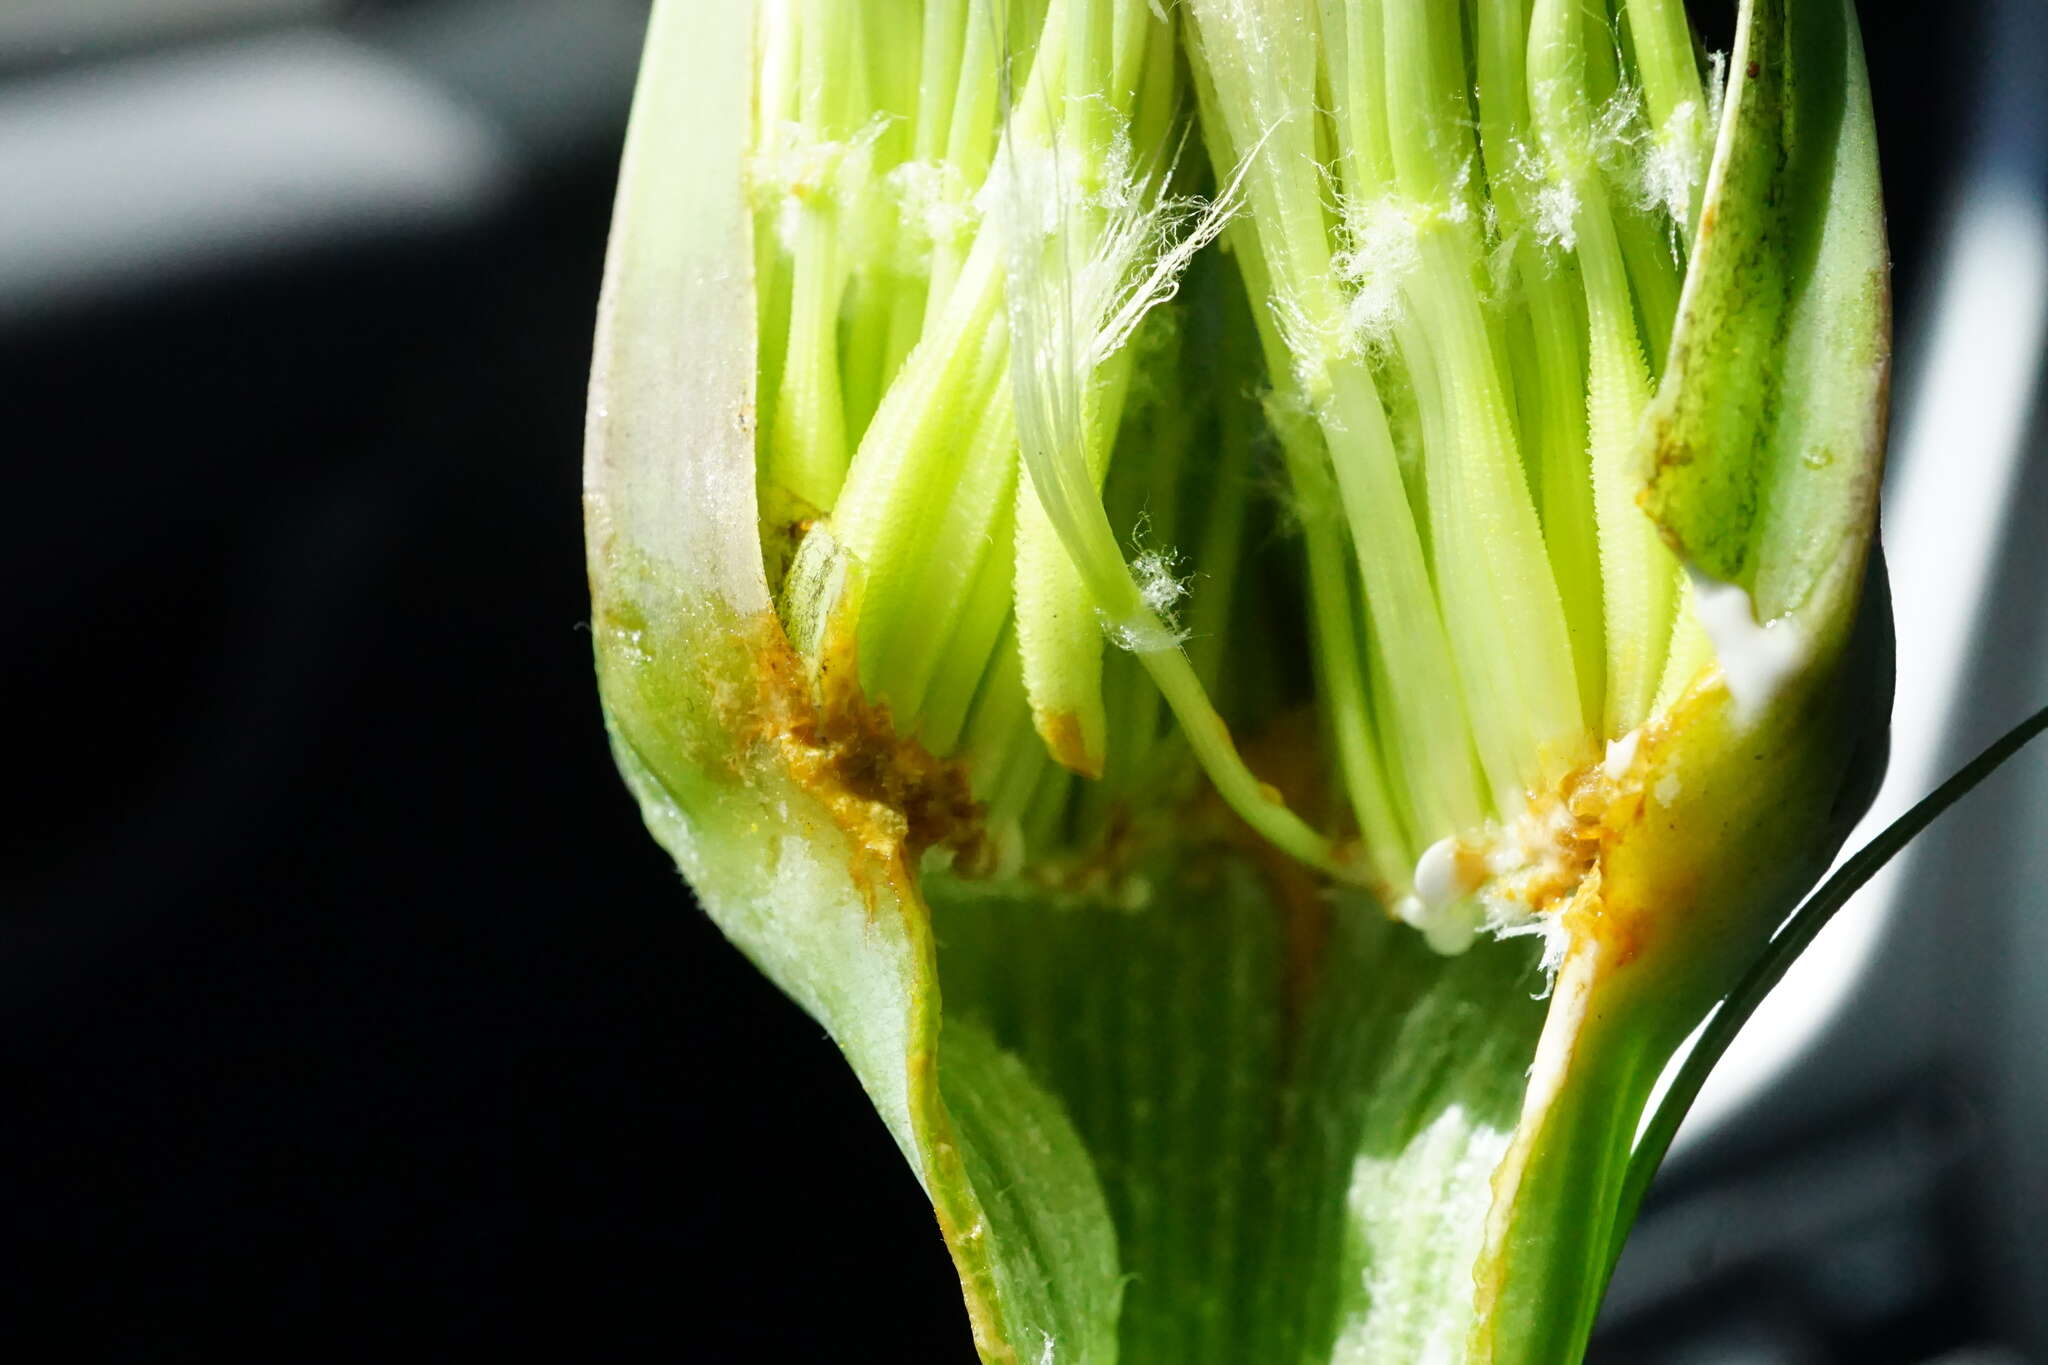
left=1641, top=0, right=1888, bottom=641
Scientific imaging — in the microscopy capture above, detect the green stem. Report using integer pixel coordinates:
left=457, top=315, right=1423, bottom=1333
left=1473, top=949, right=1678, bottom=1364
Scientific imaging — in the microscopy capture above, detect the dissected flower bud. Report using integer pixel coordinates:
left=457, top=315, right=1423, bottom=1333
left=586, top=1, right=1890, bottom=1359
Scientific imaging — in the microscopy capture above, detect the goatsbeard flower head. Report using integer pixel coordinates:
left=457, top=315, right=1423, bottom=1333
left=584, top=0, right=1895, bottom=1360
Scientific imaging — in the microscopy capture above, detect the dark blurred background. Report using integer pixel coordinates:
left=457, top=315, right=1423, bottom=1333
left=1, top=1, right=2041, bottom=1360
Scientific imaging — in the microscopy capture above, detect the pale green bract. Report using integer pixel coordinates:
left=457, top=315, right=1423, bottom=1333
left=584, top=1, right=1893, bottom=1360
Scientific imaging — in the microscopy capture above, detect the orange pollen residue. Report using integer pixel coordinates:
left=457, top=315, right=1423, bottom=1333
left=741, top=613, right=992, bottom=904
left=1037, top=709, right=1103, bottom=780
left=1550, top=700, right=1706, bottom=968
left=1480, top=760, right=1613, bottom=922
left=1568, top=886, right=1649, bottom=968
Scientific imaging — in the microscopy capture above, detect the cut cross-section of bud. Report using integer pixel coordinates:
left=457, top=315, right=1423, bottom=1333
left=587, top=0, right=1897, bottom=1360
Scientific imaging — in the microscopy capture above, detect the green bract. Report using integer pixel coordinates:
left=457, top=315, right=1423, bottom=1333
left=584, top=1, right=1891, bottom=1360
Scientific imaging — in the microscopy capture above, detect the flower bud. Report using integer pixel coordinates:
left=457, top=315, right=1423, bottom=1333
left=587, top=1, right=1890, bottom=1358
